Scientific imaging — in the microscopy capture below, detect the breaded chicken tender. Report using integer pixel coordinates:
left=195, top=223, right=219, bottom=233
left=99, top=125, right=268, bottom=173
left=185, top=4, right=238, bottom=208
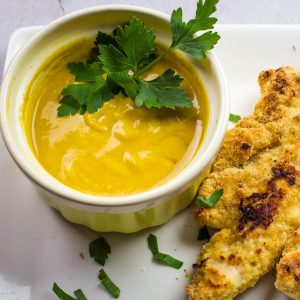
left=275, top=228, right=300, bottom=299
left=187, top=67, right=300, bottom=300
left=196, top=67, right=300, bottom=229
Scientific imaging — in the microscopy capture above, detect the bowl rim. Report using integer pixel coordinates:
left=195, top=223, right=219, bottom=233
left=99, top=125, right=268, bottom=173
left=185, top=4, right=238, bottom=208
left=0, top=4, right=230, bottom=208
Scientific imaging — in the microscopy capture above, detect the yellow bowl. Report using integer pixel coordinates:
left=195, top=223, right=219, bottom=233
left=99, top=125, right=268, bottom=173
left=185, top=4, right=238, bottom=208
left=0, top=5, right=229, bottom=232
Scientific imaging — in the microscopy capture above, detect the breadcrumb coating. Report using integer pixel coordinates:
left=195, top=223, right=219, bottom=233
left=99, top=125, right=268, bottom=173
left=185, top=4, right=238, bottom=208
left=188, top=67, right=300, bottom=300
left=275, top=228, right=300, bottom=299
left=195, top=67, right=300, bottom=229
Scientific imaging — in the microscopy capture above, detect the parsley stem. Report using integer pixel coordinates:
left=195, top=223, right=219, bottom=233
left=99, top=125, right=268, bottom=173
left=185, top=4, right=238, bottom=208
left=135, top=47, right=173, bottom=77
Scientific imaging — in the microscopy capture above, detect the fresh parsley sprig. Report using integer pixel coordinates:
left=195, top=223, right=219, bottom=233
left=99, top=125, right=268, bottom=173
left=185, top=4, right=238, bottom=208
left=58, top=0, right=220, bottom=116
left=170, top=0, right=219, bottom=59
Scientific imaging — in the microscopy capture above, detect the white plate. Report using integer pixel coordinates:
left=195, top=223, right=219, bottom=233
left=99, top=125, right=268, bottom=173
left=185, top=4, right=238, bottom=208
left=1, top=25, right=300, bottom=300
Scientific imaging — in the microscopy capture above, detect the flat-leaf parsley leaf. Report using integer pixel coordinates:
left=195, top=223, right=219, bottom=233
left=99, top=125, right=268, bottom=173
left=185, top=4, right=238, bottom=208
left=89, top=236, right=111, bottom=266
left=58, top=0, right=220, bottom=116
left=58, top=62, right=113, bottom=116
left=109, top=71, right=139, bottom=99
left=135, top=69, right=192, bottom=109
left=100, top=17, right=157, bottom=73
left=170, top=0, right=220, bottom=58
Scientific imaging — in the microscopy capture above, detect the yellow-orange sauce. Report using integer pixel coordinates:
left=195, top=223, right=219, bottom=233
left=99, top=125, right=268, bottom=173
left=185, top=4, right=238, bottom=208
left=22, top=38, right=209, bottom=195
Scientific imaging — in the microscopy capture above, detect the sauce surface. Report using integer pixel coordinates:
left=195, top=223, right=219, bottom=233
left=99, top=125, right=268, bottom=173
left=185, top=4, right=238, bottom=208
left=23, top=39, right=209, bottom=195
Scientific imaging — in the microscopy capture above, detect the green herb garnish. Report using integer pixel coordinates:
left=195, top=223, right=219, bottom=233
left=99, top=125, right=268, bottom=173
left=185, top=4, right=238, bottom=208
left=170, top=0, right=220, bottom=58
left=89, top=236, right=111, bottom=266
left=74, top=289, right=88, bottom=300
left=98, top=269, right=121, bottom=298
left=52, top=283, right=87, bottom=300
left=147, top=234, right=183, bottom=269
left=148, top=233, right=159, bottom=255
left=229, top=113, right=241, bottom=123
left=52, top=283, right=76, bottom=300
left=58, top=0, right=220, bottom=116
left=153, top=252, right=184, bottom=269
left=195, top=189, right=223, bottom=207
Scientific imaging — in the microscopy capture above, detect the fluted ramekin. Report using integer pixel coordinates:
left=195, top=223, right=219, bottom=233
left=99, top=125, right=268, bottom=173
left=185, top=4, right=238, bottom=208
left=0, top=5, right=229, bottom=232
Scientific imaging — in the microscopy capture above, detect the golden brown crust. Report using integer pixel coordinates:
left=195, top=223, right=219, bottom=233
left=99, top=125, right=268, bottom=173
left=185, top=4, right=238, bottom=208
left=187, top=225, right=293, bottom=300
left=213, top=118, right=281, bottom=172
left=255, top=67, right=298, bottom=123
left=275, top=228, right=300, bottom=300
left=188, top=67, right=300, bottom=300
left=195, top=66, right=300, bottom=229
left=188, top=161, right=300, bottom=299
left=215, top=66, right=300, bottom=173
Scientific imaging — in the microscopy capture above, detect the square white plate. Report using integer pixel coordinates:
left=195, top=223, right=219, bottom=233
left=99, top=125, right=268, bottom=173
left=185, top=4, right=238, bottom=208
left=1, top=25, right=300, bottom=300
